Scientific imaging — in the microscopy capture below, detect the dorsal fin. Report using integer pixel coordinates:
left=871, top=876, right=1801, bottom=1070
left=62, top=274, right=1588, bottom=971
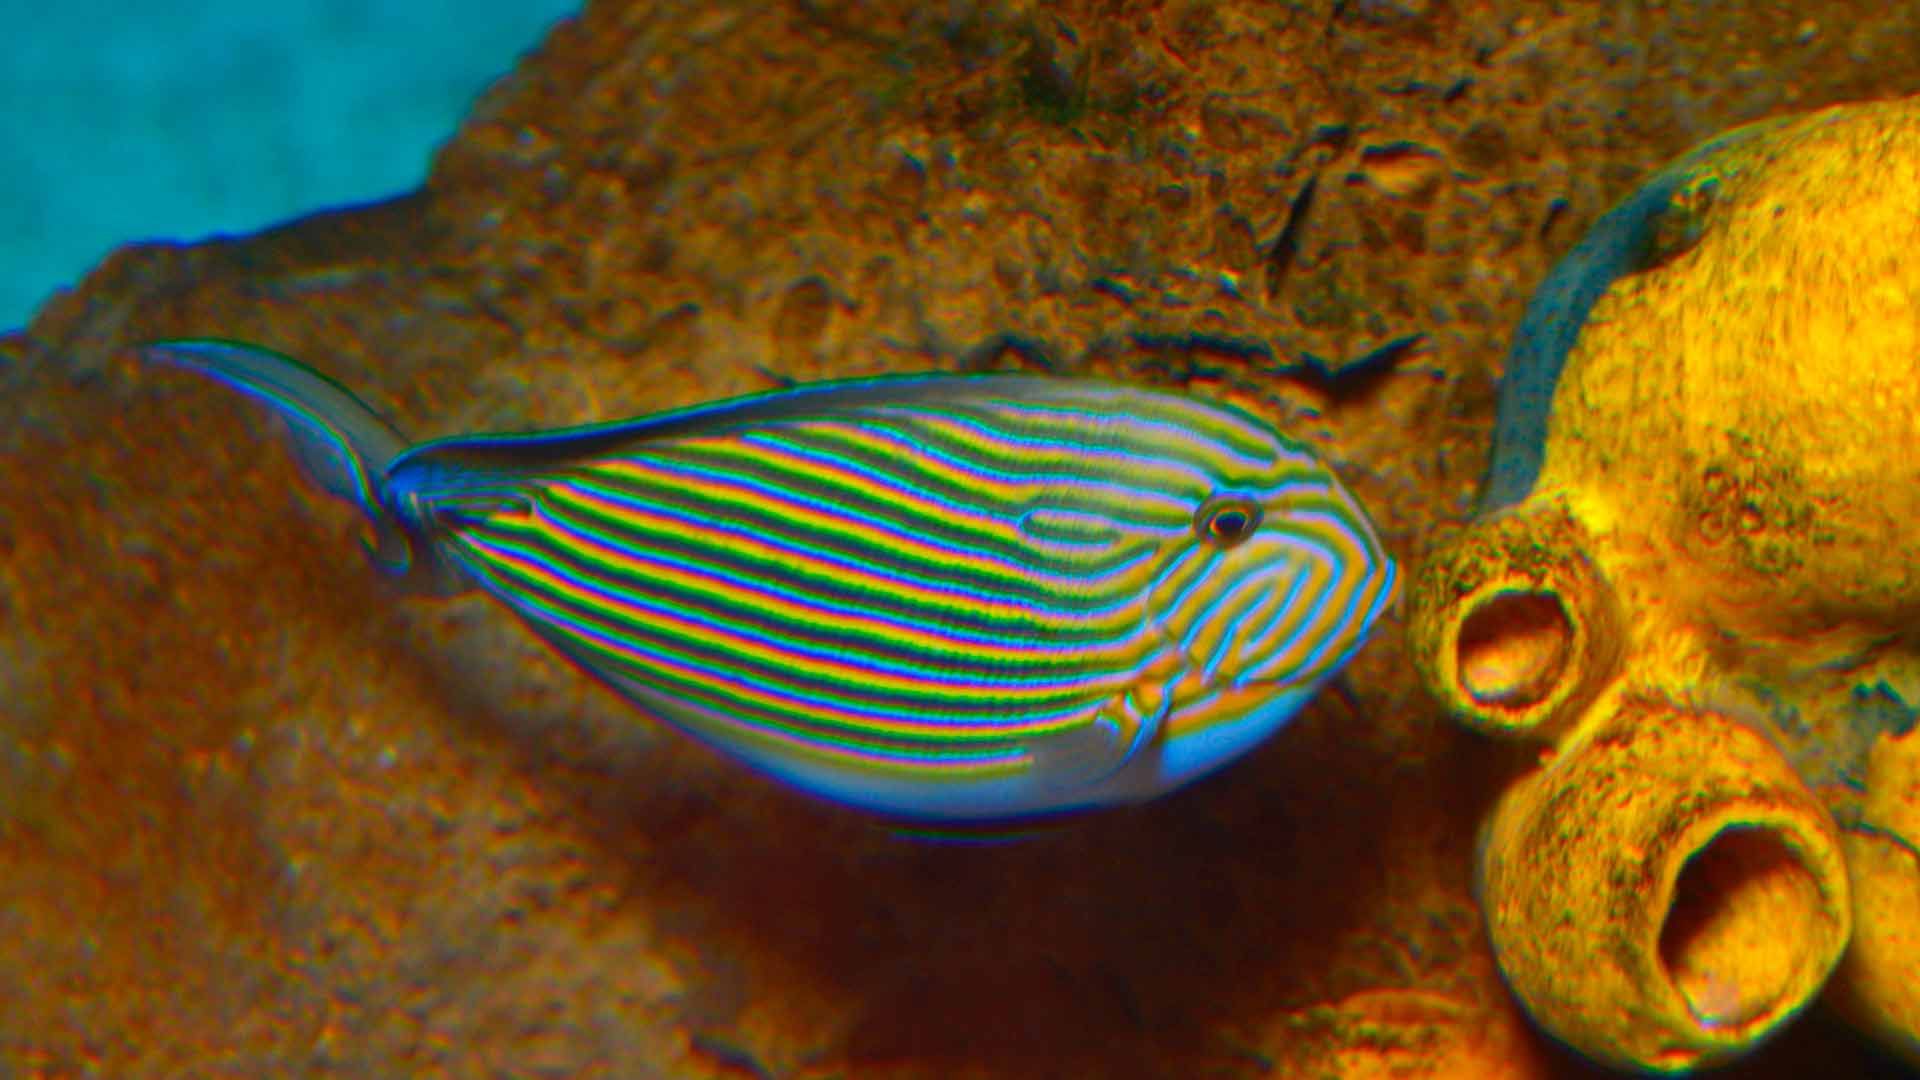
left=387, top=372, right=1136, bottom=473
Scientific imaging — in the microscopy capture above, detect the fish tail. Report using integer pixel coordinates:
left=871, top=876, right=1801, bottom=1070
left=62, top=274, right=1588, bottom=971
left=141, top=338, right=418, bottom=572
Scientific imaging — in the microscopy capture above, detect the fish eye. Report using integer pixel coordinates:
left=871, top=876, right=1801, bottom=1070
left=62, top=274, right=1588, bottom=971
left=1195, top=496, right=1261, bottom=547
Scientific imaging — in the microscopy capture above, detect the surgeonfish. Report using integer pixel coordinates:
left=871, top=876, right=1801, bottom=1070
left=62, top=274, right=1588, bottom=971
left=143, top=340, right=1397, bottom=821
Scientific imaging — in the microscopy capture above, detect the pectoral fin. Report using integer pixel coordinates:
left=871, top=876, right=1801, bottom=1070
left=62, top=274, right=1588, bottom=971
left=1027, top=685, right=1167, bottom=793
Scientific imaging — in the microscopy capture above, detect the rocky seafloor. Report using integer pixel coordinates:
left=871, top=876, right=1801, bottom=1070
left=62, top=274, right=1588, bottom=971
left=5, top=1, right=1920, bottom=1076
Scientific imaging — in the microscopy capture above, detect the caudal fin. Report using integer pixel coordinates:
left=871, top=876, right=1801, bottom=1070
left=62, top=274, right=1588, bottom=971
left=142, top=338, right=416, bottom=569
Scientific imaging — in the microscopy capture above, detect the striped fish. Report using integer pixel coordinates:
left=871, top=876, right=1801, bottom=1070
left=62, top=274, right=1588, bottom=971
left=143, top=339, right=1396, bottom=821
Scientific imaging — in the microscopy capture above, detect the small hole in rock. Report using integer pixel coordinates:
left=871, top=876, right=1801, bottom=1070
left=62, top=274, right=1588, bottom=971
left=1455, top=591, right=1570, bottom=709
left=1659, top=826, right=1823, bottom=1029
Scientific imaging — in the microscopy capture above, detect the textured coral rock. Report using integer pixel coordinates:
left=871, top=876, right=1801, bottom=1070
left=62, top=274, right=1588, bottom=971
left=5, top=1, right=1920, bottom=1075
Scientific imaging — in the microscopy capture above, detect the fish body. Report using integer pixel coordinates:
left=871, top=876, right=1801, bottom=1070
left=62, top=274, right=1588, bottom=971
left=144, top=340, right=1395, bottom=821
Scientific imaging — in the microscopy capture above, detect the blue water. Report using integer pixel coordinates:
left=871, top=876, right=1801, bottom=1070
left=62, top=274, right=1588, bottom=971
left=1, top=1, right=578, bottom=332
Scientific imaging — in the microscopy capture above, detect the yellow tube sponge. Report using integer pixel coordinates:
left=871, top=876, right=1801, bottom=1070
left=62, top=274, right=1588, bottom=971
left=1409, top=497, right=1622, bottom=742
left=1411, top=94, right=1920, bottom=1072
left=1829, top=726, right=1920, bottom=1066
left=1478, top=700, right=1850, bottom=1073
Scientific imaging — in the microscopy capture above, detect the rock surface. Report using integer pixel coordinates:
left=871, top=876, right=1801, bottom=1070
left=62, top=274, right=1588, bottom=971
left=5, top=1, right=1920, bottom=1075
